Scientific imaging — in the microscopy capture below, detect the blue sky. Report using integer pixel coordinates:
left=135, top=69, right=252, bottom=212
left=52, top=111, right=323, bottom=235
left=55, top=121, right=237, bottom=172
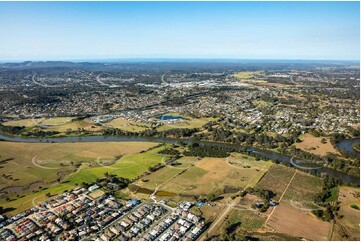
left=0, top=1, right=359, bottom=61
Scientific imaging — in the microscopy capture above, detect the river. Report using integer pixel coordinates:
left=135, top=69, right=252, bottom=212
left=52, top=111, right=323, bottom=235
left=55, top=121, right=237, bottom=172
left=335, top=138, right=360, bottom=156
left=0, top=134, right=359, bottom=185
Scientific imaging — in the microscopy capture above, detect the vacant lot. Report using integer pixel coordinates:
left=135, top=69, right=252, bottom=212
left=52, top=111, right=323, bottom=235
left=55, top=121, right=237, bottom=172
left=267, top=201, right=330, bottom=240
left=295, top=133, right=340, bottom=156
left=332, top=186, right=360, bottom=241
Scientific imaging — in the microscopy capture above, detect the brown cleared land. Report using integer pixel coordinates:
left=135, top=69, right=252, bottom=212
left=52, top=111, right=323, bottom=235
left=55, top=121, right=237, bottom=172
left=267, top=200, right=330, bottom=241
left=295, top=133, right=340, bottom=156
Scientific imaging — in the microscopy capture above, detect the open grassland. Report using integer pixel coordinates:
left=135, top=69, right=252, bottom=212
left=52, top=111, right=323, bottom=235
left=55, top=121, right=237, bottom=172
left=105, top=117, right=151, bottom=132
left=0, top=141, right=159, bottom=214
left=156, top=117, right=217, bottom=131
left=255, top=164, right=296, bottom=200
left=64, top=145, right=165, bottom=185
left=332, top=186, right=360, bottom=241
left=267, top=200, right=330, bottom=241
left=139, top=153, right=272, bottom=197
left=295, top=133, right=340, bottom=156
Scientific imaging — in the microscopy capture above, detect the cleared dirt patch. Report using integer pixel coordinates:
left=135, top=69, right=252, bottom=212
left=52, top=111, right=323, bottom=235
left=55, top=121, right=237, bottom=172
left=267, top=201, right=330, bottom=240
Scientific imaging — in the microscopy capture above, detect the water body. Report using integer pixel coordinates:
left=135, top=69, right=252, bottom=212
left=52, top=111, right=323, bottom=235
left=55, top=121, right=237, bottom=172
left=0, top=134, right=359, bottom=185
left=156, top=115, right=183, bottom=120
left=336, top=138, right=360, bottom=156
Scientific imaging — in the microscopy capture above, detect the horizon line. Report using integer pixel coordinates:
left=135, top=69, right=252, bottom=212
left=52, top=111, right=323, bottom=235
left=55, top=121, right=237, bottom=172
left=1, top=57, right=360, bottom=63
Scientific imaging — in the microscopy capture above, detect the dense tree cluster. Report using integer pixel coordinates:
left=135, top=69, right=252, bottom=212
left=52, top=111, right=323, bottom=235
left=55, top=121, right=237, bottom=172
left=183, top=143, right=234, bottom=158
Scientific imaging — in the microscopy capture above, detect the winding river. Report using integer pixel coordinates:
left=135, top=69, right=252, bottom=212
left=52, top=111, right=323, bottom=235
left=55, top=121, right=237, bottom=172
left=0, top=134, right=359, bottom=185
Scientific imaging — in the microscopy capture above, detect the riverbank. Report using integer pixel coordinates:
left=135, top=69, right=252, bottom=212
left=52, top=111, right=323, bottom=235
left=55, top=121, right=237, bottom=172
left=0, top=133, right=359, bottom=185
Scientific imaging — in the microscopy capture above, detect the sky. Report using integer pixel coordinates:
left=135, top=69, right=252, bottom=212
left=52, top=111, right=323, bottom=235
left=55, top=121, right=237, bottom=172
left=0, top=1, right=359, bottom=61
